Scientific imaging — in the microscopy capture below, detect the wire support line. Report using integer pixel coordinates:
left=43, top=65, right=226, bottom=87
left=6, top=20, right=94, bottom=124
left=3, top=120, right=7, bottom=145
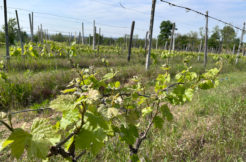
left=160, top=0, right=244, bottom=31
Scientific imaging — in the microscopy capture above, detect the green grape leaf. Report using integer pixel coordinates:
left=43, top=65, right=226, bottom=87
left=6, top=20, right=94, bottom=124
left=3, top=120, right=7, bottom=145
left=60, top=108, right=80, bottom=130
left=87, top=89, right=101, bottom=104
left=61, top=88, right=77, bottom=94
left=184, top=88, right=194, bottom=102
left=0, top=112, right=7, bottom=119
left=115, top=81, right=121, bottom=88
left=4, top=128, right=32, bottom=159
left=31, top=118, right=60, bottom=145
left=103, top=73, right=115, bottom=81
left=91, top=140, right=104, bottom=155
left=27, top=139, right=50, bottom=159
left=153, top=116, right=164, bottom=129
left=107, top=108, right=120, bottom=118
left=198, top=80, right=215, bottom=90
left=141, top=107, right=153, bottom=117
left=160, top=105, right=173, bottom=121
left=119, top=125, right=138, bottom=145
left=50, top=95, right=77, bottom=112
left=0, top=139, right=12, bottom=152
left=86, top=112, right=109, bottom=130
left=126, top=110, right=140, bottom=125
left=75, top=129, right=94, bottom=150
left=75, top=128, right=106, bottom=155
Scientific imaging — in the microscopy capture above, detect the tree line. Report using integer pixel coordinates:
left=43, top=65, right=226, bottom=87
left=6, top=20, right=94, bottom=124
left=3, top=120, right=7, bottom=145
left=0, top=18, right=243, bottom=53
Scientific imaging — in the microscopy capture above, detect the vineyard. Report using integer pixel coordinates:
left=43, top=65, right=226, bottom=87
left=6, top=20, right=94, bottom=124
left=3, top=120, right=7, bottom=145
left=1, top=0, right=246, bottom=162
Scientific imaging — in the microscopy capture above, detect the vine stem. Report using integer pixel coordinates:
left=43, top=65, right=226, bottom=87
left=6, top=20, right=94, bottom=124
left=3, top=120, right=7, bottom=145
left=0, top=120, right=13, bottom=132
left=129, top=101, right=160, bottom=155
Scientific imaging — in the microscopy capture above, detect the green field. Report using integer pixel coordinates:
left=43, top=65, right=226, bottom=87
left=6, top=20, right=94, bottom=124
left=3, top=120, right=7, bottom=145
left=0, top=43, right=246, bottom=161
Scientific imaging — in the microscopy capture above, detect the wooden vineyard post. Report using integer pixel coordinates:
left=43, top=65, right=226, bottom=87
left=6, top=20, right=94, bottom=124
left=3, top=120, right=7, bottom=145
left=144, top=31, right=149, bottom=55
left=169, top=23, right=175, bottom=54
left=198, top=40, right=202, bottom=61
left=156, top=37, right=158, bottom=50
left=32, top=12, right=34, bottom=36
left=145, top=0, right=157, bottom=70
left=29, top=14, right=33, bottom=42
left=89, top=34, right=91, bottom=46
left=128, top=21, right=135, bottom=62
left=29, top=13, right=34, bottom=42
left=46, top=29, right=49, bottom=40
left=204, top=11, right=208, bottom=69
left=236, top=22, right=245, bottom=64
left=3, top=0, right=10, bottom=63
left=242, top=43, right=245, bottom=56
left=68, top=32, right=71, bottom=45
left=15, top=10, right=24, bottom=56
left=164, top=41, right=167, bottom=50
left=232, top=44, right=235, bottom=54
left=93, top=20, right=96, bottom=50
left=172, top=33, right=176, bottom=51
left=82, top=22, right=84, bottom=45
left=74, top=32, right=77, bottom=43
left=41, top=24, right=43, bottom=44
left=78, top=32, right=81, bottom=44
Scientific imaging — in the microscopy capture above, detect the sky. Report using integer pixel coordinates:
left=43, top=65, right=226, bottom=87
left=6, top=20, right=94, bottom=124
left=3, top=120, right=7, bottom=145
left=0, top=0, right=246, bottom=39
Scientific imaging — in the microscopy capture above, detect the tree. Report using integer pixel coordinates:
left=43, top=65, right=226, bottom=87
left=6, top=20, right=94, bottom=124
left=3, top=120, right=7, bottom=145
left=2, top=18, right=18, bottom=45
left=158, top=20, right=173, bottom=45
left=175, top=34, right=189, bottom=50
left=208, top=26, right=221, bottom=49
left=51, top=33, right=66, bottom=42
left=187, top=31, right=199, bottom=51
left=221, top=26, right=236, bottom=49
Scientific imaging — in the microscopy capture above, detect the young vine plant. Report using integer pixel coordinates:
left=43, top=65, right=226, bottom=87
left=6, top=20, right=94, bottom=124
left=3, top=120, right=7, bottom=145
left=0, top=58, right=222, bottom=161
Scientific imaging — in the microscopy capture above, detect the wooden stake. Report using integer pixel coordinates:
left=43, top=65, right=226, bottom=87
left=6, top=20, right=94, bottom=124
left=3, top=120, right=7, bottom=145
left=236, top=22, right=245, bottom=64
left=232, top=44, right=235, bottom=54
left=156, top=37, right=158, bottom=50
left=68, top=32, right=71, bottom=45
left=40, top=24, right=43, bottom=43
left=128, top=21, right=135, bottom=62
left=204, top=11, right=208, bottom=68
left=29, top=14, right=33, bottom=42
left=3, top=0, right=9, bottom=62
left=164, top=41, right=167, bottom=50
left=198, top=40, right=202, bottom=61
left=144, top=31, right=149, bottom=54
left=32, top=12, right=34, bottom=34
left=89, top=34, right=91, bottom=46
left=145, top=0, right=156, bottom=70
left=82, top=23, right=84, bottom=45
left=169, top=23, right=175, bottom=54
left=172, top=34, right=176, bottom=51
left=79, top=32, right=81, bottom=44
left=93, top=20, right=96, bottom=50
left=15, top=10, right=24, bottom=55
